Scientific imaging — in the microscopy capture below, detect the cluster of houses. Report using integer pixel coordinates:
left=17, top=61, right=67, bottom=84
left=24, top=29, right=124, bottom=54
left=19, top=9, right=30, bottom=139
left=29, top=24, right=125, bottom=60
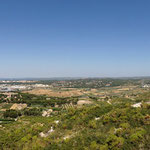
left=0, top=80, right=36, bottom=83
left=142, top=84, right=150, bottom=88
left=0, top=84, right=50, bottom=92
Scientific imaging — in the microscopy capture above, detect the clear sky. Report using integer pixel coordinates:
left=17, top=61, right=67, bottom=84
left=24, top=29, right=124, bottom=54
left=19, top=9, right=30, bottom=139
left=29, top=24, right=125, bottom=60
left=0, top=0, right=150, bottom=78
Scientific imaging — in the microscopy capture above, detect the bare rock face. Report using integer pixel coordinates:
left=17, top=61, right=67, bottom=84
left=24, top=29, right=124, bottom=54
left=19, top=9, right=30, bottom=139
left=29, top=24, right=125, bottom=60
left=77, top=100, right=93, bottom=106
left=42, top=109, right=53, bottom=117
left=132, top=102, right=142, bottom=108
left=131, top=101, right=150, bottom=108
left=39, top=127, right=54, bottom=138
left=10, top=103, right=27, bottom=110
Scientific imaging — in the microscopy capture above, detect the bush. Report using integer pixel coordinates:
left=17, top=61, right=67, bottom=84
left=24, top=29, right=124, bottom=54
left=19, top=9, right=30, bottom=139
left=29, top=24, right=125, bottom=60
left=130, top=128, right=146, bottom=144
left=3, top=110, right=21, bottom=118
left=106, top=135, right=124, bottom=150
left=24, top=108, right=42, bottom=116
left=88, top=120, right=97, bottom=129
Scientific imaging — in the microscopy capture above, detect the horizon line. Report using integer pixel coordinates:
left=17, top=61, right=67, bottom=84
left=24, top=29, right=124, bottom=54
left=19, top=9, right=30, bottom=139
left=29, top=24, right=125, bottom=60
left=0, top=76, right=150, bottom=80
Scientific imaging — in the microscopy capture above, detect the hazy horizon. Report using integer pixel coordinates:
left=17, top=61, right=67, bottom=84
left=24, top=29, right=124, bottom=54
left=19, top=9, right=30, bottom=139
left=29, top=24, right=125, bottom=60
left=1, top=0, right=150, bottom=78
left=0, top=76, right=150, bottom=80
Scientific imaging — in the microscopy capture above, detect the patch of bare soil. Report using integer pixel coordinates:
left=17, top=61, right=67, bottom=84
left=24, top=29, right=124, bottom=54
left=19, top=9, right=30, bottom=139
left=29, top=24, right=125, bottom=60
left=23, top=88, right=83, bottom=97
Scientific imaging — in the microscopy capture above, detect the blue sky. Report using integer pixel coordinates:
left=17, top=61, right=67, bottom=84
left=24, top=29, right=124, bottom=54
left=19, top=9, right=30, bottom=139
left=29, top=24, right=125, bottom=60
left=0, top=0, right=150, bottom=78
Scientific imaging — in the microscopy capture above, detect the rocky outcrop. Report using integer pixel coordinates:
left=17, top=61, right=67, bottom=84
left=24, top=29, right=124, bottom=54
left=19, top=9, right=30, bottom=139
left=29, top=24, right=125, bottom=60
left=77, top=100, right=93, bottom=106
left=10, top=103, right=27, bottom=110
left=42, top=109, right=53, bottom=117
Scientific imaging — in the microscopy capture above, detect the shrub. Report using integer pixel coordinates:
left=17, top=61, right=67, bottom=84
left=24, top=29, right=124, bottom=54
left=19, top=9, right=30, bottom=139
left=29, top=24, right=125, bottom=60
left=106, top=135, right=124, bottom=150
left=24, top=108, right=42, bottom=116
left=3, top=110, right=21, bottom=118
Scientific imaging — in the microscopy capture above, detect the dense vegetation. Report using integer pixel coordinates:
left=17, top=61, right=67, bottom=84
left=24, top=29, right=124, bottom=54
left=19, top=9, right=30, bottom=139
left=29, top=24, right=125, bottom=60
left=0, top=78, right=150, bottom=149
left=0, top=98, right=150, bottom=149
left=1, top=93, right=79, bottom=107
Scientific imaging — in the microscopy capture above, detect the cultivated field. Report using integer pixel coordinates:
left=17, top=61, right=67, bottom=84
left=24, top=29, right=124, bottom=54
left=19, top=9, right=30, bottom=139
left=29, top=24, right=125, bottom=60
left=23, top=88, right=84, bottom=97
